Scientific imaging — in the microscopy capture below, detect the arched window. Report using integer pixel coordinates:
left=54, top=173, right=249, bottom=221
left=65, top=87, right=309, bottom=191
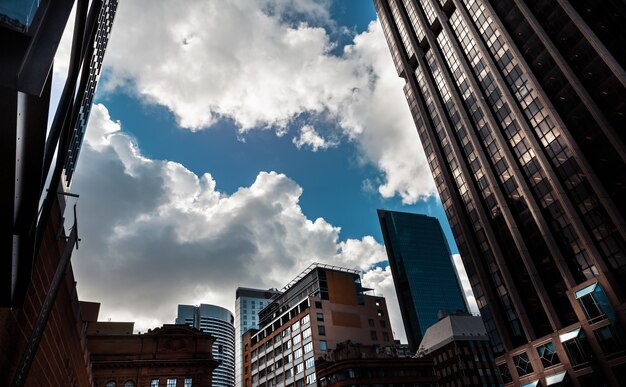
left=124, top=381, right=135, bottom=387
left=105, top=382, right=116, bottom=387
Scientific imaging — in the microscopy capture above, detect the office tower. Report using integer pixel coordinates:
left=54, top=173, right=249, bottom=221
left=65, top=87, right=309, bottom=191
left=235, top=288, right=281, bottom=387
left=177, top=304, right=236, bottom=387
left=417, top=313, right=500, bottom=386
left=374, top=0, right=626, bottom=385
left=242, top=263, right=395, bottom=387
left=378, top=209, right=468, bottom=352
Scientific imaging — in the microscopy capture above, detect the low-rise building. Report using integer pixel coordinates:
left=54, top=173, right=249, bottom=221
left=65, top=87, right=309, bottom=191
left=243, top=263, right=395, bottom=387
left=417, top=313, right=502, bottom=386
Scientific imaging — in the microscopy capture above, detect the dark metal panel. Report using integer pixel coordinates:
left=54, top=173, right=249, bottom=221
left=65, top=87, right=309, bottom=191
left=0, top=86, right=18, bottom=307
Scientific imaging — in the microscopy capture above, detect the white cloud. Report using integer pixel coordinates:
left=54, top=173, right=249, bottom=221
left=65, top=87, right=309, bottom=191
left=101, top=0, right=436, bottom=204
left=72, top=104, right=409, bottom=340
left=452, top=253, right=480, bottom=314
left=292, top=125, right=337, bottom=151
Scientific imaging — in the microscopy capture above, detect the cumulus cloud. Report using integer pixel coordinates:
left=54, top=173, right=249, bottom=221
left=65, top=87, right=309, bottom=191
left=101, top=0, right=436, bottom=204
left=72, top=104, right=408, bottom=339
left=292, top=125, right=337, bottom=151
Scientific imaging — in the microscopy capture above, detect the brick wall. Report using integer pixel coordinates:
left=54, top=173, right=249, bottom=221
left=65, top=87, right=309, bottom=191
left=0, top=198, right=92, bottom=386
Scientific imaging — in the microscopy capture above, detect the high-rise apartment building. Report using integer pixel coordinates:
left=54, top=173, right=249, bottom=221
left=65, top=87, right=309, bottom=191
left=235, top=288, right=281, bottom=387
left=378, top=209, right=468, bottom=351
left=374, top=0, right=626, bottom=385
left=177, top=304, right=236, bottom=387
left=242, top=263, right=395, bottom=387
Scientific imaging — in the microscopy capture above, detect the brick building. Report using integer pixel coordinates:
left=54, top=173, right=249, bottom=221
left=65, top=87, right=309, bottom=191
left=0, top=198, right=92, bottom=386
left=243, top=264, right=396, bottom=387
left=417, top=314, right=502, bottom=386
left=88, top=324, right=219, bottom=387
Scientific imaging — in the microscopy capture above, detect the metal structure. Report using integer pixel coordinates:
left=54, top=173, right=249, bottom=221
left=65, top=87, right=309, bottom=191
left=0, top=0, right=118, bottom=308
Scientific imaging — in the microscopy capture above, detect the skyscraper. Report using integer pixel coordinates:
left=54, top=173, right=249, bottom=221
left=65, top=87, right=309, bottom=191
left=374, top=0, right=626, bottom=385
left=235, top=287, right=280, bottom=387
left=177, top=304, right=236, bottom=387
left=377, top=209, right=468, bottom=351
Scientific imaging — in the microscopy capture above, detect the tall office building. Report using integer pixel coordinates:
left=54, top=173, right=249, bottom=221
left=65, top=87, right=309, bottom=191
left=242, top=263, right=395, bottom=387
left=374, top=0, right=626, bottom=385
left=235, top=288, right=281, bottom=387
left=177, top=304, right=236, bottom=387
left=378, top=209, right=468, bottom=352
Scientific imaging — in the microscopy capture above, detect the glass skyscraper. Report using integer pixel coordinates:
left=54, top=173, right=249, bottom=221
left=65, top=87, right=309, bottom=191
left=378, top=209, right=468, bottom=352
left=374, top=0, right=626, bottom=384
left=176, top=304, right=236, bottom=387
left=234, top=288, right=280, bottom=387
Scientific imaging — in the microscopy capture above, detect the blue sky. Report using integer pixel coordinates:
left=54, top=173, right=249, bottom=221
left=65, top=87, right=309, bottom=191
left=56, top=0, right=473, bottom=339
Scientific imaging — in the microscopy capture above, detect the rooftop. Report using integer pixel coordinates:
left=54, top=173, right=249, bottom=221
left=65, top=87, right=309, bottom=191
left=417, top=315, right=488, bottom=355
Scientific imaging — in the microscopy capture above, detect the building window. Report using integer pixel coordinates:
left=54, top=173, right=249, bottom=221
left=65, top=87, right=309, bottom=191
left=301, top=315, right=310, bottom=325
left=575, top=283, right=613, bottom=323
left=315, top=301, right=322, bottom=308
left=316, top=312, right=324, bottom=321
left=293, top=334, right=301, bottom=346
left=304, top=342, right=313, bottom=354
left=106, top=382, right=116, bottom=387
left=306, top=373, right=316, bottom=385
left=536, top=342, right=560, bottom=368
left=377, top=309, right=384, bottom=317
left=294, top=348, right=303, bottom=359
left=320, top=340, right=328, bottom=351
left=302, top=327, right=311, bottom=339
left=305, top=357, right=314, bottom=369
left=296, top=362, right=304, bottom=374
left=498, top=363, right=512, bottom=384
left=380, top=320, right=386, bottom=328
left=594, top=324, right=626, bottom=357
left=375, top=299, right=381, bottom=306
left=560, top=328, right=591, bottom=368
left=150, top=379, right=159, bottom=387
left=167, top=379, right=177, bottom=387
left=382, top=331, right=389, bottom=342
left=292, top=320, right=300, bottom=331
left=318, top=325, right=325, bottom=336
left=184, top=378, right=192, bottom=387
left=512, top=352, right=533, bottom=376
left=124, top=381, right=135, bottom=387
left=370, top=330, right=377, bottom=340
left=368, top=319, right=375, bottom=328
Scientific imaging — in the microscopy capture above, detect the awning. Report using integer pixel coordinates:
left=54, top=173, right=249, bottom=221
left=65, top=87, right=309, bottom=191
left=575, top=282, right=598, bottom=299
left=559, top=327, right=581, bottom=343
left=546, top=371, right=567, bottom=385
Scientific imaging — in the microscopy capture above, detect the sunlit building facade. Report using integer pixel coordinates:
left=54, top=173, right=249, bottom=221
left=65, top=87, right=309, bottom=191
left=374, top=0, right=626, bottom=385
left=242, top=264, right=395, bottom=387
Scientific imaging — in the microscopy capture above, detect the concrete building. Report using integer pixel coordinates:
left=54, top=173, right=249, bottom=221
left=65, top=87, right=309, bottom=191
left=378, top=209, right=469, bottom=351
left=177, top=304, right=236, bottom=387
left=374, top=0, right=626, bottom=384
left=316, top=341, right=439, bottom=387
left=235, top=288, right=281, bottom=387
left=243, top=263, right=395, bottom=387
left=417, top=313, right=501, bottom=386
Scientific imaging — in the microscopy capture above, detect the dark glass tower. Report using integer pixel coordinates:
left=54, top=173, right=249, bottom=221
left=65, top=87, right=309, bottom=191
left=374, top=0, right=626, bottom=384
left=378, top=209, right=468, bottom=352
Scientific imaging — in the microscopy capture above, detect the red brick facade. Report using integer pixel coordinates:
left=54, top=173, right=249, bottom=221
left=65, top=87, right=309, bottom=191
left=88, top=325, right=219, bottom=387
left=0, top=199, right=92, bottom=386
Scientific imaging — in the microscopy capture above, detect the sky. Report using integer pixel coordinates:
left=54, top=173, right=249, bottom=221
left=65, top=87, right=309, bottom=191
left=52, top=0, right=478, bottom=342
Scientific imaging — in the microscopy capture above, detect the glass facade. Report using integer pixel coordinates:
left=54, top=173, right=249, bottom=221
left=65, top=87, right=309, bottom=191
left=374, top=0, right=626, bottom=383
left=378, top=210, right=468, bottom=351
